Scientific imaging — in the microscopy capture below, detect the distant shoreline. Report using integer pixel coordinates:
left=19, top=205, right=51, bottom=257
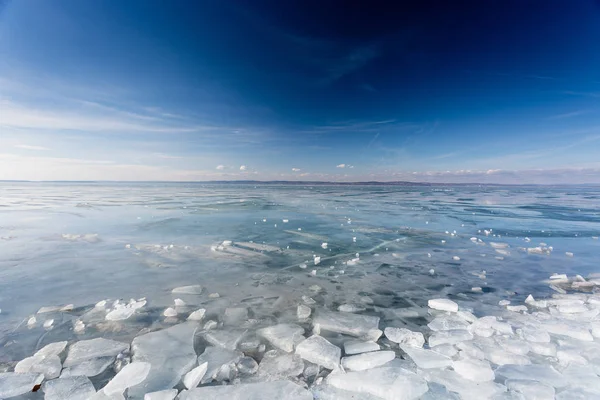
left=1, top=180, right=598, bottom=187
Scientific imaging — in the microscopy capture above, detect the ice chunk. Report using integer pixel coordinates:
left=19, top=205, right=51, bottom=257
left=44, top=319, right=54, bottom=328
left=495, top=364, right=568, bottom=388
left=35, top=341, right=68, bottom=358
left=424, top=369, right=506, bottom=400
left=258, top=350, right=304, bottom=378
left=452, top=358, right=494, bottom=382
left=257, top=323, right=305, bottom=352
left=557, top=350, right=587, bottom=366
left=204, top=329, right=247, bottom=350
left=187, top=308, right=206, bottom=321
left=61, top=356, right=115, bottom=377
left=297, top=304, right=311, bottom=319
left=485, top=349, right=530, bottom=366
left=144, top=390, right=177, bottom=400
left=237, top=357, right=259, bottom=375
left=223, top=307, right=248, bottom=325
left=505, top=379, right=555, bottom=399
left=529, top=341, right=557, bottom=357
left=0, top=372, right=44, bottom=399
left=196, top=346, right=243, bottom=384
left=42, top=376, right=96, bottom=400
left=428, top=314, right=470, bottom=331
left=15, top=354, right=61, bottom=379
left=106, top=306, right=136, bottom=321
left=311, top=384, right=383, bottom=400
left=428, top=329, right=473, bottom=347
left=338, top=303, right=367, bottom=313
left=313, top=310, right=380, bottom=339
left=295, top=335, right=341, bottom=370
left=182, top=362, right=208, bottom=389
left=400, top=344, right=452, bottom=369
left=542, top=321, right=593, bottom=341
left=326, top=366, right=428, bottom=400
left=457, top=310, right=478, bottom=323
left=456, top=342, right=486, bottom=360
left=37, top=305, right=63, bottom=314
left=103, top=362, right=151, bottom=396
left=384, top=327, right=425, bottom=348
left=555, top=388, right=599, bottom=399
left=64, top=338, right=129, bottom=368
left=518, top=326, right=550, bottom=343
left=172, top=285, right=204, bottom=295
left=507, top=305, right=528, bottom=312
left=344, top=340, right=380, bottom=355
left=428, top=298, right=459, bottom=312
left=341, top=350, right=395, bottom=371
left=495, top=337, right=530, bottom=355
left=431, top=344, right=458, bottom=358
left=177, top=380, right=312, bottom=400
left=128, top=322, right=198, bottom=397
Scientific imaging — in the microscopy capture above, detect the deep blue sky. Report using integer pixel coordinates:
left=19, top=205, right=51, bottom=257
left=1, top=0, right=600, bottom=182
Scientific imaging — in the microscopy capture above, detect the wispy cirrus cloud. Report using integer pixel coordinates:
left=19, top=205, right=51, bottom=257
left=14, top=144, right=50, bottom=151
left=548, top=109, right=590, bottom=119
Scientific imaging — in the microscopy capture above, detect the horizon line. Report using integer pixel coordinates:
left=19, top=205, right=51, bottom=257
left=1, top=179, right=599, bottom=187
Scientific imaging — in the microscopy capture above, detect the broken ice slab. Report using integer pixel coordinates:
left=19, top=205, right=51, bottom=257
left=485, top=349, right=531, bottom=366
left=64, top=338, right=129, bottom=368
left=196, top=346, right=243, bottom=384
left=311, top=384, right=383, bottom=400
left=34, top=341, right=68, bottom=358
left=297, top=304, right=311, bottom=319
left=223, top=307, right=248, bottom=326
left=144, top=389, right=178, bottom=400
left=344, top=340, right=381, bottom=355
left=517, top=326, right=551, bottom=343
left=495, top=364, right=568, bottom=388
left=172, top=285, right=204, bottom=295
left=428, top=329, right=473, bottom=347
left=187, top=308, right=206, bottom=321
left=237, top=356, right=259, bottom=375
left=431, top=344, right=458, bottom=358
left=399, top=344, right=452, bottom=369
left=257, top=323, right=305, bottom=352
left=541, top=321, right=593, bottom=341
left=61, top=356, right=116, bottom=377
left=423, top=369, right=506, bottom=400
left=258, top=350, right=304, bottom=378
left=452, top=358, right=494, bottom=382
left=42, top=376, right=97, bottom=400
left=505, top=379, right=555, bottom=399
left=313, top=310, right=381, bottom=339
left=128, top=322, right=198, bottom=398
left=15, top=354, right=61, bottom=379
left=326, top=365, right=429, bottom=400
left=341, top=350, right=396, bottom=371
left=428, top=298, right=459, bottom=312
left=203, top=329, right=248, bottom=350
left=0, top=372, right=44, bottom=399
left=102, top=362, right=151, bottom=396
left=384, top=327, right=425, bottom=348
left=182, top=362, right=208, bottom=389
left=295, top=335, right=341, bottom=370
left=338, top=303, right=367, bottom=313
left=177, top=380, right=312, bottom=400
left=428, top=314, right=470, bottom=331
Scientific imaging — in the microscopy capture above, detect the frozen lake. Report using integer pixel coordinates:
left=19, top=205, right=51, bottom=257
left=1, top=182, right=600, bottom=398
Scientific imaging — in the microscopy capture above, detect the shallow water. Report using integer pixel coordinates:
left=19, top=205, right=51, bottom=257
left=1, top=182, right=599, bottom=378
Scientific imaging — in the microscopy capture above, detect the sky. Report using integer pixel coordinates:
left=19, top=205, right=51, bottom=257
left=1, top=0, right=600, bottom=183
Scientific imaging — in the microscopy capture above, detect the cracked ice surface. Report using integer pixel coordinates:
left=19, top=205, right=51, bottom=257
left=2, top=184, right=600, bottom=399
